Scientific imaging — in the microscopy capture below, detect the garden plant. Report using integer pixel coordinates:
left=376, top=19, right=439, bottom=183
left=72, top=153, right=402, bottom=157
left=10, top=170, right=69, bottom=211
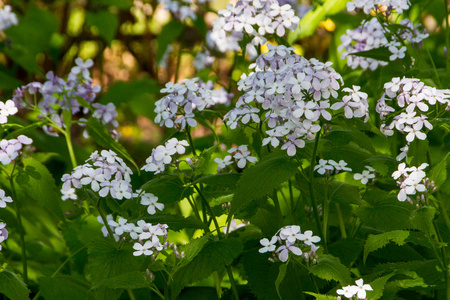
left=0, top=0, right=449, bottom=299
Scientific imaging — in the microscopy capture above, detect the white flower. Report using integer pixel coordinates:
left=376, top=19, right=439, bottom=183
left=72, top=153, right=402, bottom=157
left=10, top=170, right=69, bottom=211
left=354, top=278, right=373, bottom=299
left=353, top=167, right=375, bottom=184
left=133, top=241, right=154, bottom=256
left=214, top=155, right=233, bottom=172
left=0, top=189, right=12, bottom=208
left=140, top=193, right=164, bottom=215
left=259, top=236, right=277, bottom=253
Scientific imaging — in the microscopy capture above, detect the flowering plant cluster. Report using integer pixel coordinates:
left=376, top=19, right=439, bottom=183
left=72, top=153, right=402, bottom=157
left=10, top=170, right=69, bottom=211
left=392, top=162, right=433, bottom=204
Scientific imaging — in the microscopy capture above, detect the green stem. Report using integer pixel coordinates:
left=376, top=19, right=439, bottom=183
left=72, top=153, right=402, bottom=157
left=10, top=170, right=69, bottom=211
left=308, top=132, right=326, bottom=252
left=322, top=183, right=329, bottom=248
left=272, top=190, right=283, bottom=221
left=288, top=180, right=296, bottom=223
left=436, top=191, right=450, bottom=235
left=127, top=289, right=136, bottom=300
left=335, top=203, right=347, bottom=239
left=64, top=130, right=77, bottom=169
left=148, top=285, right=165, bottom=300
left=226, top=266, right=240, bottom=300
left=9, top=164, right=27, bottom=284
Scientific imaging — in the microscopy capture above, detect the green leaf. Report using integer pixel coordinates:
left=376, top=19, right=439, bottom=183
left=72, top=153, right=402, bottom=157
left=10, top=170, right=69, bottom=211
left=99, top=77, right=160, bottom=106
left=288, top=0, right=347, bottom=41
left=157, top=21, right=184, bottom=62
left=140, top=214, right=206, bottom=231
left=368, top=273, right=395, bottom=300
left=325, top=129, right=375, bottom=154
left=275, top=263, right=288, bottom=300
left=430, top=154, right=448, bottom=188
left=229, top=152, right=298, bottom=218
left=172, top=238, right=243, bottom=297
left=364, top=230, right=410, bottom=263
left=19, top=158, right=64, bottom=220
left=88, top=237, right=142, bottom=284
left=0, top=269, right=30, bottom=300
left=310, top=254, right=351, bottom=284
left=96, top=272, right=149, bottom=289
left=85, top=11, right=119, bottom=44
left=86, top=117, right=139, bottom=172
left=349, top=47, right=391, bottom=62
left=140, top=175, right=188, bottom=204
left=355, top=189, right=413, bottom=231
left=177, top=234, right=211, bottom=270
left=304, top=292, right=337, bottom=300
left=410, top=206, right=437, bottom=237
left=328, top=181, right=361, bottom=205
left=194, top=145, right=218, bottom=176
left=40, top=275, right=95, bottom=300
left=0, top=68, right=23, bottom=90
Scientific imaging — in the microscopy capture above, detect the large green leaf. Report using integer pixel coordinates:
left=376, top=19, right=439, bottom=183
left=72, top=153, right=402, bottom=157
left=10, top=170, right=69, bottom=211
left=40, top=275, right=95, bottom=300
left=96, top=272, right=149, bottom=290
left=304, top=293, right=337, bottom=300
left=310, top=254, right=351, bottom=284
left=171, top=238, right=243, bottom=297
left=18, top=157, right=64, bottom=220
left=229, top=152, right=298, bottom=219
left=85, top=11, right=118, bottom=44
left=0, top=270, right=30, bottom=300
left=430, top=154, right=448, bottom=188
left=86, top=117, right=139, bottom=172
left=88, top=237, right=142, bottom=283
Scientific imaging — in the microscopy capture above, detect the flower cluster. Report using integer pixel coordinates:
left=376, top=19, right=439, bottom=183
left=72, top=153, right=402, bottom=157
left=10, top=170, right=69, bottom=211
left=0, top=135, right=33, bottom=165
left=155, top=78, right=231, bottom=130
left=61, top=150, right=133, bottom=201
left=392, top=162, right=433, bottom=204
left=141, top=138, right=188, bottom=174
left=353, top=166, right=376, bottom=185
left=224, top=44, right=368, bottom=157
left=337, top=278, right=373, bottom=299
left=0, top=222, right=8, bottom=251
left=0, top=100, right=18, bottom=124
left=0, top=5, right=18, bottom=32
left=158, top=0, right=207, bottom=21
left=210, top=0, right=300, bottom=57
left=338, top=18, right=428, bottom=70
left=376, top=77, right=450, bottom=149
left=134, top=190, right=164, bottom=215
left=98, top=215, right=174, bottom=257
left=12, top=58, right=119, bottom=137
left=193, top=51, right=215, bottom=71
left=314, top=159, right=352, bottom=175
left=0, top=189, right=12, bottom=251
left=346, top=0, right=410, bottom=14
left=259, top=225, right=320, bottom=263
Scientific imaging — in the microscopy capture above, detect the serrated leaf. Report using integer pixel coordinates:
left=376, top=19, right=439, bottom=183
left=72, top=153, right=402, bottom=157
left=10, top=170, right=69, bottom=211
left=368, top=273, right=395, bottom=300
left=140, top=175, right=187, bottom=204
left=140, top=214, right=206, bottom=231
left=304, top=292, right=337, bottom=300
left=88, top=237, right=142, bottom=284
left=85, top=11, right=118, bottom=44
left=364, top=230, right=410, bottom=263
left=430, top=154, right=448, bottom=188
left=40, top=275, right=95, bottom=300
left=0, top=269, right=30, bottom=300
left=19, top=157, right=64, bottom=220
left=328, top=181, right=361, bottom=205
left=229, top=152, right=298, bottom=219
left=172, top=238, right=243, bottom=297
left=86, top=117, right=139, bottom=172
left=178, top=234, right=210, bottom=268
left=310, top=254, right=351, bottom=284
